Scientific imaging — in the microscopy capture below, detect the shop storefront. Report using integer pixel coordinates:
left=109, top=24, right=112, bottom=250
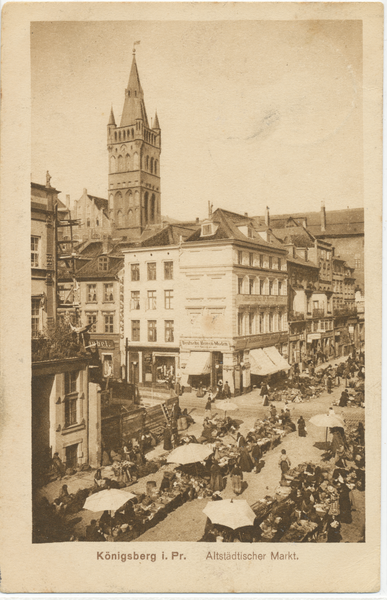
left=89, top=335, right=121, bottom=380
left=127, top=346, right=180, bottom=386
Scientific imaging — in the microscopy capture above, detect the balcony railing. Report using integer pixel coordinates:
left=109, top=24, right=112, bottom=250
left=313, top=308, right=325, bottom=318
left=334, top=306, right=357, bottom=317
left=236, top=294, right=287, bottom=307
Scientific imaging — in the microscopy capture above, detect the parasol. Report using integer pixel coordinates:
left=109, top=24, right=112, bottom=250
left=215, top=400, right=238, bottom=417
left=166, top=443, right=213, bottom=465
left=83, top=488, right=136, bottom=513
left=309, top=413, right=344, bottom=428
left=203, top=498, right=256, bottom=530
left=309, top=412, right=345, bottom=444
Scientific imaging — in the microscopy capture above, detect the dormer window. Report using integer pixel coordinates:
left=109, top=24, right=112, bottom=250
left=99, top=256, right=109, bottom=271
left=201, top=222, right=214, bottom=237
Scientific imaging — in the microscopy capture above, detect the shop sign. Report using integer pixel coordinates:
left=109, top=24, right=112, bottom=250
left=93, top=338, right=115, bottom=349
left=181, top=338, right=231, bottom=351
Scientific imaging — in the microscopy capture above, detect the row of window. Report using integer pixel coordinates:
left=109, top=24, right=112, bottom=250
left=237, top=277, right=286, bottom=296
left=131, top=289, right=173, bottom=311
left=131, top=320, right=174, bottom=343
left=131, top=261, right=173, bottom=282
left=86, top=283, right=114, bottom=303
left=110, top=153, right=158, bottom=174
left=237, top=311, right=287, bottom=336
left=237, top=251, right=283, bottom=270
left=112, top=124, right=157, bottom=146
left=86, top=312, right=114, bottom=333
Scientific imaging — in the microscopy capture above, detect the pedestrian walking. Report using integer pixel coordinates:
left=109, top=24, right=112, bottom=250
left=278, top=449, right=291, bottom=485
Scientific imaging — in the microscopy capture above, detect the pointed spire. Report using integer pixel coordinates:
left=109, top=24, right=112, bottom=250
left=120, top=52, right=149, bottom=127
left=153, top=110, right=160, bottom=130
left=108, top=105, right=116, bottom=126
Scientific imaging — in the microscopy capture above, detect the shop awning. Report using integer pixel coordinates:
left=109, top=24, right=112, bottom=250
left=183, top=352, right=211, bottom=375
left=263, top=346, right=291, bottom=372
left=250, top=347, right=290, bottom=376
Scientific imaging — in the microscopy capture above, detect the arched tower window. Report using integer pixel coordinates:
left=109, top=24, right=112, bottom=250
left=125, top=154, right=130, bottom=171
left=150, top=194, right=156, bottom=223
left=127, top=209, right=134, bottom=226
left=118, top=155, right=123, bottom=171
left=114, top=132, right=117, bottom=141
left=154, top=160, right=158, bottom=175
left=117, top=209, right=123, bottom=227
left=131, top=128, right=134, bottom=137
left=123, top=131, right=126, bottom=140
left=110, top=155, right=116, bottom=173
left=150, top=157, right=154, bottom=174
left=134, top=190, right=140, bottom=207
left=146, top=156, right=149, bottom=171
left=114, top=191, right=123, bottom=210
left=119, top=131, right=121, bottom=141
left=133, top=152, right=139, bottom=170
left=134, top=206, right=140, bottom=225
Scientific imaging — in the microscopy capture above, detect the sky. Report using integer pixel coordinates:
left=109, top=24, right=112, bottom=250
left=31, top=20, right=363, bottom=221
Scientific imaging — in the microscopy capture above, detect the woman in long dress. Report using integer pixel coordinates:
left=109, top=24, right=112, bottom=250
left=209, top=460, right=224, bottom=492
left=239, top=447, right=253, bottom=473
left=297, top=416, right=306, bottom=437
left=230, top=462, right=243, bottom=495
left=338, top=483, right=352, bottom=524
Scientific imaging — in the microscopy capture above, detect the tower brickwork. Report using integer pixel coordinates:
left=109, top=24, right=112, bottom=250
left=107, top=51, right=161, bottom=237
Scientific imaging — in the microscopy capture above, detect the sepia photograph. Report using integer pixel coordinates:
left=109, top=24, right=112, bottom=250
left=0, top=2, right=383, bottom=594
left=31, top=17, right=367, bottom=546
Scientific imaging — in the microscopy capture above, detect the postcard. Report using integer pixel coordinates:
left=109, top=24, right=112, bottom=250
left=0, top=2, right=383, bottom=593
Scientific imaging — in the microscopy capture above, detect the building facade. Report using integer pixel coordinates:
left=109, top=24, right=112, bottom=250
left=31, top=179, right=59, bottom=335
left=178, top=210, right=290, bottom=395
left=72, top=188, right=111, bottom=242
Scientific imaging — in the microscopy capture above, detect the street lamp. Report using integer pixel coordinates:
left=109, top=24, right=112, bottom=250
left=132, top=361, right=138, bottom=402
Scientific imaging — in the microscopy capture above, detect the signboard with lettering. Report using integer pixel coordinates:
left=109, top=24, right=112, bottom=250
left=92, top=338, right=115, bottom=349
left=180, top=338, right=232, bottom=351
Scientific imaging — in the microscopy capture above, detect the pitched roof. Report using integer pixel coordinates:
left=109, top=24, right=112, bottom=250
left=185, top=208, right=286, bottom=253
left=255, top=208, right=364, bottom=237
left=270, top=226, right=316, bottom=248
left=139, top=224, right=198, bottom=247
left=77, top=240, right=114, bottom=258
left=87, top=194, right=108, bottom=214
left=75, top=255, right=124, bottom=279
left=120, top=54, right=149, bottom=128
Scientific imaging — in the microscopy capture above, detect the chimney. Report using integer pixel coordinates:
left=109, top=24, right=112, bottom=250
left=83, top=188, right=87, bottom=196
left=321, top=201, right=326, bottom=232
left=196, top=217, right=200, bottom=224
left=65, top=194, right=71, bottom=210
left=244, top=212, right=248, bottom=217
left=102, top=236, right=109, bottom=254
left=208, top=201, right=212, bottom=218
left=265, top=206, right=270, bottom=227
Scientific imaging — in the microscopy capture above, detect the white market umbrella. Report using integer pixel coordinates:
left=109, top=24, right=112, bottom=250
left=203, top=498, right=256, bottom=530
left=309, top=412, right=345, bottom=444
left=309, top=413, right=344, bottom=428
left=215, top=401, right=238, bottom=417
left=83, top=488, right=136, bottom=513
left=166, top=443, right=213, bottom=465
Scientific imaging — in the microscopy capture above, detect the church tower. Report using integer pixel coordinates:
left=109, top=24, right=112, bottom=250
left=107, top=49, right=161, bottom=237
